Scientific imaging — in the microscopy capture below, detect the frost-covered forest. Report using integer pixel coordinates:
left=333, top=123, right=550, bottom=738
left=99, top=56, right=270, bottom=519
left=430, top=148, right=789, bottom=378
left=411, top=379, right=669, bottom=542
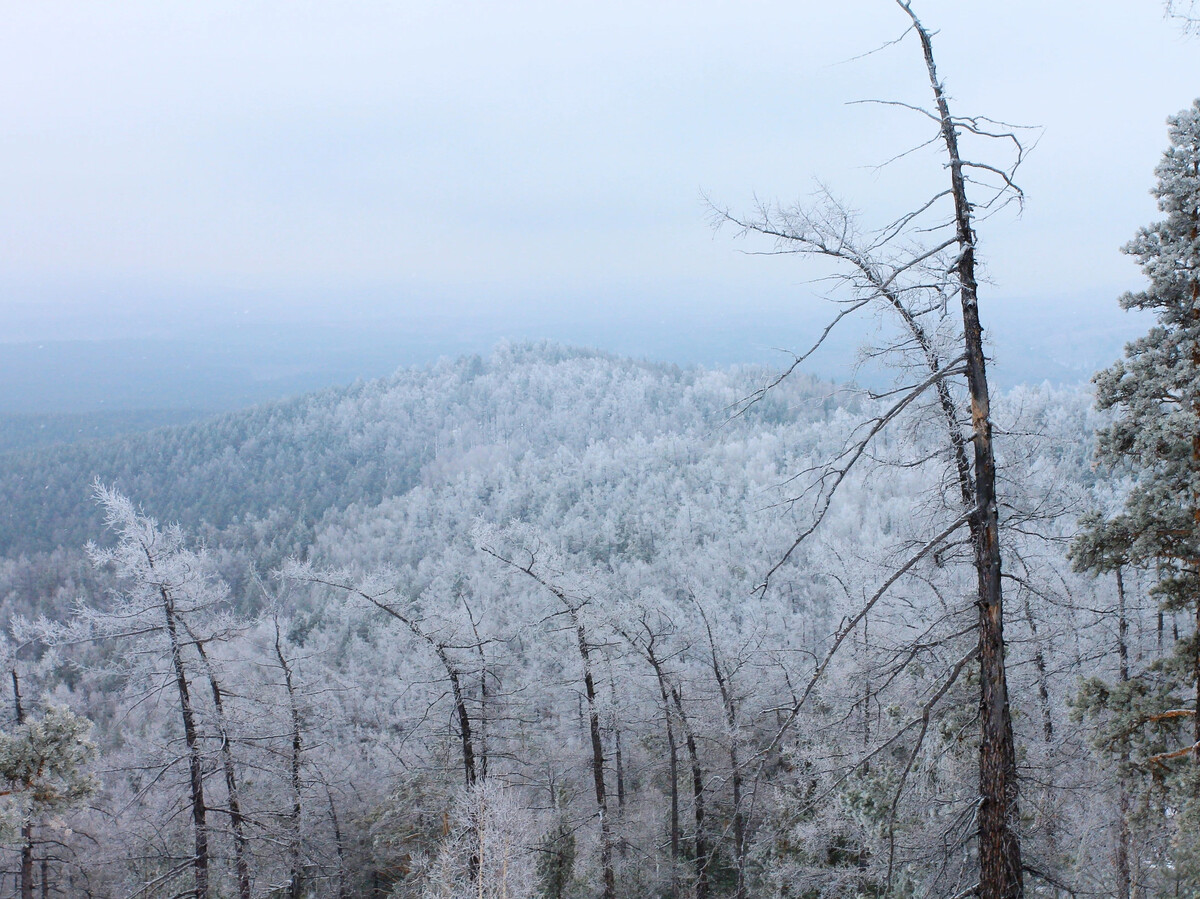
left=0, top=339, right=1172, bottom=897
left=1, top=2, right=1197, bottom=897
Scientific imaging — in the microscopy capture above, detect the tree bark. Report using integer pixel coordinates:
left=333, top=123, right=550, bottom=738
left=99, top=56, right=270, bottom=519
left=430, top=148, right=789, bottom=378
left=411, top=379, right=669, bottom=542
left=574, top=616, right=615, bottom=899
left=621, top=623, right=681, bottom=897
left=274, top=621, right=305, bottom=899
left=652, top=663, right=681, bottom=884
left=695, top=601, right=747, bottom=899
left=1115, top=568, right=1132, bottom=899
left=671, top=686, right=707, bottom=899
left=192, top=637, right=251, bottom=899
left=315, top=580, right=478, bottom=787
left=900, top=5, right=1023, bottom=896
left=13, top=670, right=32, bottom=899
left=159, top=584, right=210, bottom=899
left=326, top=782, right=348, bottom=899
left=609, top=674, right=628, bottom=861
left=1019, top=592, right=1053, bottom=743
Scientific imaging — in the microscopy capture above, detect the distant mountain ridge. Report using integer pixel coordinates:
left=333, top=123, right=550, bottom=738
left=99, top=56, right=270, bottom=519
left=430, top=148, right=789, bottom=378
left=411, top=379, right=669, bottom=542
left=0, top=343, right=829, bottom=559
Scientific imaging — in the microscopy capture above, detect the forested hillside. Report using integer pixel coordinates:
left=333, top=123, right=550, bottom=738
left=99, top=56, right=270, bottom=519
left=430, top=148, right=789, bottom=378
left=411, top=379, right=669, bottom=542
left=0, top=341, right=1156, bottom=898
left=0, top=344, right=812, bottom=560
left=2, top=0, right=1195, bottom=893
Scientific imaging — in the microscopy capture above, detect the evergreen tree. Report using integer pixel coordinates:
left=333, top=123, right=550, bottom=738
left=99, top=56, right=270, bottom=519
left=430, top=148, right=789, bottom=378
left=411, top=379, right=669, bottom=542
left=1072, top=99, right=1200, bottom=894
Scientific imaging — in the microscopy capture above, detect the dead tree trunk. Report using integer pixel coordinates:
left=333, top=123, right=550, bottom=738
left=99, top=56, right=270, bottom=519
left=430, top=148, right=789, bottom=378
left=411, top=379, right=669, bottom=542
left=297, top=574, right=478, bottom=787
left=13, top=669, right=32, bottom=899
left=1115, top=568, right=1132, bottom=899
left=671, top=686, right=708, bottom=899
left=274, top=617, right=306, bottom=899
left=899, top=5, right=1024, bottom=895
left=478, top=543, right=616, bottom=899
left=653, top=660, right=682, bottom=888
left=158, top=582, right=210, bottom=899
left=190, top=635, right=252, bottom=899
left=576, top=617, right=616, bottom=899
left=694, top=602, right=747, bottom=899
left=325, top=781, right=348, bottom=899
left=464, top=597, right=490, bottom=782
left=619, top=620, right=682, bottom=897
left=609, top=672, right=628, bottom=860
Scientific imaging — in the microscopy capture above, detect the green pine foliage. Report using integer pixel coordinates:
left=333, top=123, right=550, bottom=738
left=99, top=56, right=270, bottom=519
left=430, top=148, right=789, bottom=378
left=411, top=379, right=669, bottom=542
left=0, top=706, right=96, bottom=841
left=1071, top=100, right=1200, bottom=894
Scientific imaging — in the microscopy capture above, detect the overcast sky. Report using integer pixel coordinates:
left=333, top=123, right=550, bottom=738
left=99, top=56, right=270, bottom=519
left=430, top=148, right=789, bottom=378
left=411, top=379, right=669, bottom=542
left=1, top=1, right=1196, bottom=356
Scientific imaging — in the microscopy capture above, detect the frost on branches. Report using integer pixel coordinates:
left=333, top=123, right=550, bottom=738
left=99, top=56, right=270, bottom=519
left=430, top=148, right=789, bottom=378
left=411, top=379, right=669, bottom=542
left=1072, top=100, right=1200, bottom=894
left=0, top=706, right=95, bottom=842
left=418, top=781, right=538, bottom=899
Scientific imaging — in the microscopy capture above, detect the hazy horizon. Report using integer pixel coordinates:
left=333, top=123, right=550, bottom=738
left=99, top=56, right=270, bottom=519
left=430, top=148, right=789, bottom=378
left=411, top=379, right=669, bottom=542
left=1, top=0, right=1193, bottom=384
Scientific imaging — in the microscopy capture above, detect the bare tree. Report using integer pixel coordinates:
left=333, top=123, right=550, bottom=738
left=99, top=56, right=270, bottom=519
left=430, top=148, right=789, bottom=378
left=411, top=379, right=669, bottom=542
left=476, top=532, right=618, bottom=899
left=1167, top=0, right=1200, bottom=32
left=285, top=564, right=486, bottom=789
left=38, top=486, right=224, bottom=899
left=183, top=626, right=252, bottom=899
left=714, top=3, right=1029, bottom=895
left=615, top=607, right=714, bottom=899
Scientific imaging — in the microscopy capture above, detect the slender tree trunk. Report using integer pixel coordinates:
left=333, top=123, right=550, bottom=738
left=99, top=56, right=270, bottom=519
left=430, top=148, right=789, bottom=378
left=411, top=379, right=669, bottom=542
left=326, top=783, right=348, bottom=899
left=417, top=637, right=476, bottom=786
left=624, top=625, right=682, bottom=898
left=1016, top=592, right=1054, bottom=744
left=1115, top=568, right=1133, bottom=899
left=275, top=623, right=305, bottom=899
left=652, top=663, right=681, bottom=890
left=478, top=659, right=489, bottom=782
left=13, top=670, right=32, bottom=899
left=465, top=599, right=490, bottom=782
left=671, top=686, right=707, bottom=899
left=1192, top=243, right=1200, bottom=770
left=1193, top=594, right=1200, bottom=767
left=901, top=8, right=1023, bottom=896
left=574, top=617, right=615, bottom=899
left=159, top=585, right=210, bottom=899
left=609, top=674, right=628, bottom=861
left=696, top=603, right=747, bottom=899
left=314, top=583, right=479, bottom=787
left=193, top=639, right=252, bottom=899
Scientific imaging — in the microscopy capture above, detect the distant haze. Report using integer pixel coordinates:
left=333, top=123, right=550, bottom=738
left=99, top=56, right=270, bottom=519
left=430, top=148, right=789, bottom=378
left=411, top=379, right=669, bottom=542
left=0, top=0, right=1191, bottom=408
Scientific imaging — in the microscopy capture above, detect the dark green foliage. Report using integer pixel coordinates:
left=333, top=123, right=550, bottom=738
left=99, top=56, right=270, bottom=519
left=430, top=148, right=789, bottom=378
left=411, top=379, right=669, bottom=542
left=536, top=821, right=575, bottom=899
left=1072, top=100, right=1200, bottom=894
left=0, top=345, right=825, bottom=561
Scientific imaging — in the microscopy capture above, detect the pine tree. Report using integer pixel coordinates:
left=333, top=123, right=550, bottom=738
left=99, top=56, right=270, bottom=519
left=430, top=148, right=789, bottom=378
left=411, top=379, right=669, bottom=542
left=1071, top=99, right=1200, bottom=893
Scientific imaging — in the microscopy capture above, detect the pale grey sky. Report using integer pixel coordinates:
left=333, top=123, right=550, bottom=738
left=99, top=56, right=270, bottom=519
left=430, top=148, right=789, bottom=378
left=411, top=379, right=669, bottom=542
left=0, top=1, right=1195, bottom=352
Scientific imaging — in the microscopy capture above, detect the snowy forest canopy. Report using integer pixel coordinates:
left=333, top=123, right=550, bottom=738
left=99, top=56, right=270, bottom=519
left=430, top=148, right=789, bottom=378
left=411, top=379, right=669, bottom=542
left=0, top=3, right=1196, bottom=895
left=0, top=340, right=1169, bottom=897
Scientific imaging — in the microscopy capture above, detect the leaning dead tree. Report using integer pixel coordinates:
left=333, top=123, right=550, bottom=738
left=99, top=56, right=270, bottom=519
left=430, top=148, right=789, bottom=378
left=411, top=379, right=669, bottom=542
left=715, top=2, right=1028, bottom=896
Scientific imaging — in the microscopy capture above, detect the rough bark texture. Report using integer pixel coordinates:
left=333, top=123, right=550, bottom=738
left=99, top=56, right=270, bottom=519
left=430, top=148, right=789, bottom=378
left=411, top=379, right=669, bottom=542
left=900, top=5, right=1023, bottom=896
